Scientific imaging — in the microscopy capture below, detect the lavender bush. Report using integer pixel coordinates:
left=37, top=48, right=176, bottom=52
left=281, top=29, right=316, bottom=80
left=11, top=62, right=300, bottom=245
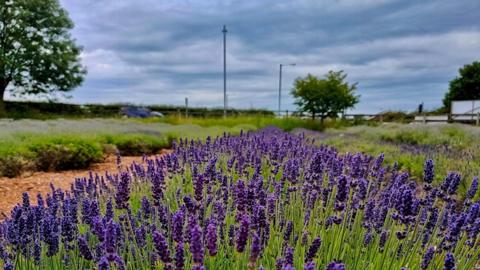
left=0, top=127, right=479, bottom=269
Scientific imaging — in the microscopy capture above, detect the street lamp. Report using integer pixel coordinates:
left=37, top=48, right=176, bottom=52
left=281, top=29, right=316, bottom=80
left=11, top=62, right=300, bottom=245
left=278, top=63, right=296, bottom=116
left=222, top=25, right=228, bottom=118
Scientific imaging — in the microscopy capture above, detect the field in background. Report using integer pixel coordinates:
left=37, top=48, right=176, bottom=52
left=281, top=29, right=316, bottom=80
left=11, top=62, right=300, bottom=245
left=0, top=118, right=254, bottom=177
left=315, top=123, right=480, bottom=197
left=0, top=116, right=332, bottom=177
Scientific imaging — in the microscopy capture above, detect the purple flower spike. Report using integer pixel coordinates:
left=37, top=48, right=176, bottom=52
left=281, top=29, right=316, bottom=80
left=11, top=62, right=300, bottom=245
left=325, top=261, right=346, bottom=270
left=466, top=177, right=478, bottom=199
left=236, top=214, right=250, bottom=253
left=206, top=220, right=218, bottom=256
left=153, top=230, right=172, bottom=263
left=423, top=159, right=434, bottom=184
left=305, top=237, right=321, bottom=262
left=284, top=221, right=293, bottom=243
left=304, top=261, right=315, bottom=270
left=249, top=232, right=262, bottom=264
left=441, top=172, right=461, bottom=195
left=335, top=175, right=349, bottom=211
left=115, top=172, right=131, bottom=209
left=98, top=256, right=110, bottom=270
left=421, top=246, right=435, bottom=270
left=189, top=223, right=204, bottom=265
left=443, top=252, right=455, bottom=270
left=78, top=235, right=93, bottom=261
left=22, top=192, right=30, bottom=208
left=174, top=242, right=185, bottom=270
left=172, top=210, right=185, bottom=243
left=284, top=246, right=294, bottom=266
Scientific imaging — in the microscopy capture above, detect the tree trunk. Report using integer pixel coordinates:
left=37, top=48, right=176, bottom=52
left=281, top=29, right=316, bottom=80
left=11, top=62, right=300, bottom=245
left=0, top=78, right=8, bottom=118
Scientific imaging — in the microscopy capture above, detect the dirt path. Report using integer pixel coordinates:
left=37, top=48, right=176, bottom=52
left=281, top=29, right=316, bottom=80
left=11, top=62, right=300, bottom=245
left=0, top=153, right=166, bottom=220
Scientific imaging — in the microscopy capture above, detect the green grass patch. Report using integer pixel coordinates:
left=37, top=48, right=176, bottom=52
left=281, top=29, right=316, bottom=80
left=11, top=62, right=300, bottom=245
left=146, top=115, right=327, bottom=131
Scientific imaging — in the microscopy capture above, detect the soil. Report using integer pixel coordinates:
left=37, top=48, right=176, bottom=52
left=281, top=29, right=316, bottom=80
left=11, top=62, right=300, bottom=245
left=0, top=151, right=169, bottom=220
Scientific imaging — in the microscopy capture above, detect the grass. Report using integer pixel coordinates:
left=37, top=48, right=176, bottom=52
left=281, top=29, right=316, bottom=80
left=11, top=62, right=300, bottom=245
left=143, top=115, right=329, bottom=131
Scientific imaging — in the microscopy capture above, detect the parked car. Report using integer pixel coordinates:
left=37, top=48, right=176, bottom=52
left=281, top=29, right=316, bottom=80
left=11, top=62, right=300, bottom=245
left=120, top=106, right=164, bottom=118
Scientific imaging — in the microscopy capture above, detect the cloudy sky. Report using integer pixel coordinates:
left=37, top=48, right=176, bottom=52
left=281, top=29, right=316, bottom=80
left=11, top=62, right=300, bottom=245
left=57, top=0, right=480, bottom=113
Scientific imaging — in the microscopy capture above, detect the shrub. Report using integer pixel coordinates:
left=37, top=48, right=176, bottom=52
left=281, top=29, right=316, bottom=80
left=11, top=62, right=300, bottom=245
left=0, top=156, right=30, bottom=177
left=29, top=138, right=104, bottom=171
left=103, top=134, right=171, bottom=156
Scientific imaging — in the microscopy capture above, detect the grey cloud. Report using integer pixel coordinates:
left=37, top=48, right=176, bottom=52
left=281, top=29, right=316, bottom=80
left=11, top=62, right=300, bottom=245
left=59, top=0, right=480, bottom=113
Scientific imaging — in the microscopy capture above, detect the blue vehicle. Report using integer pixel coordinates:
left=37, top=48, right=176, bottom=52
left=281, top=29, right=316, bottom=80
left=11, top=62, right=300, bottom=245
left=120, top=106, right=164, bottom=118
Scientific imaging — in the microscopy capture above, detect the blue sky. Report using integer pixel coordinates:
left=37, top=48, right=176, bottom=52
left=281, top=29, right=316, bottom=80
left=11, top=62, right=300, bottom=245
left=55, top=0, right=479, bottom=113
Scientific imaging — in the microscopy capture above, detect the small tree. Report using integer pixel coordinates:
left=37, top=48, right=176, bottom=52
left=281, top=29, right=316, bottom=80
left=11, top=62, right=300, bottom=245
left=443, top=61, right=480, bottom=110
left=291, top=70, right=359, bottom=122
left=0, top=0, right=86, bottom=116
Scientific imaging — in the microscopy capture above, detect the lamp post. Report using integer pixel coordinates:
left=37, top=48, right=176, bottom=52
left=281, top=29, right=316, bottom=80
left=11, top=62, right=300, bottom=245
left=222, top=25, right=227, bottom=118
left=278, top=63, right=295, bottom=116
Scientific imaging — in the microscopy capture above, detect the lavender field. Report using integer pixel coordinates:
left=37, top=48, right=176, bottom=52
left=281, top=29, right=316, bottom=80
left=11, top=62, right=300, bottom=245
left=0, top=127, right=479, bottom=269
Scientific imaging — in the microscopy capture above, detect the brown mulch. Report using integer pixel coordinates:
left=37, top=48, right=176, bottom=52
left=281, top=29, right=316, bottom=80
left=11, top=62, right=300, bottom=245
left=0, top=151, right=169, bottom=220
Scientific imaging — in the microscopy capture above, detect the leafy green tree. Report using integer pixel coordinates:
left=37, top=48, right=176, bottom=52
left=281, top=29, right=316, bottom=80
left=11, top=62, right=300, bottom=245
left=0, top=0, right=86, bottom=116
left=443, top=61, right=480, bottom=110
left=291, top=70, right=359, bottom=122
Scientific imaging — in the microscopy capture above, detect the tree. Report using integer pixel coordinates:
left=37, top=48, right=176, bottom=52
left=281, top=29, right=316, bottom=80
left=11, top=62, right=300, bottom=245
left=443, top=61, right=480, bottom=110
left=291, top=70, right=359, bottom=122
left=0, top=0, right=86, bottom=116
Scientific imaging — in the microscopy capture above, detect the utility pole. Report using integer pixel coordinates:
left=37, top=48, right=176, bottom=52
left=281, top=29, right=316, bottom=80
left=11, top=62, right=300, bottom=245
left=185, top=97, right=189, bottom=118
left=222, top=25, right=227, bottom=118
left=278, top=64, right=282, bottom=115
left=278, top=63, right=295, bottom=116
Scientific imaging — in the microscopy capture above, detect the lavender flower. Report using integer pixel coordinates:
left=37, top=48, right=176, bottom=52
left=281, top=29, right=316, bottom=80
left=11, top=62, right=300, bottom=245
left=78, top=235, right=93, bottom=261
left=140, top=196, right=151, bottom=219
left=304, top=262, right=316, bottom=270
left=423, top=159, right=434, bottom=184
left=115, top=172, right=131, bottom=209
left=153, top=230, right=172, bottom=263
left=206, top=220, right=218, bottom=256
left=284, top=246, right=294, bottom=266
left=363, top=231, right=373, bottom=246
left=236, top=214, right=250, bottom=253
left=249, top=232, right=262, bottom=264
left=98, top=256, right=110, bottom=270
left=151, top=171, right=165, bottom=205
left=172, top=210, right=185, bottom=243
left=284, top=221, right=293, bottom=243
left=305, top=237, right=321, bottom=262
left=441, top=172, right=461, bottom=195
left=325, top=261, right=346, bottom=270
left=466, top=177, right=478, bottom=199
left=443, top=252, right=455, bottom=270
left=33, top=240, right=41, bottom=264
left=189, top=223, right=204, bottom=265
left=174, top=242, right=185, bottom=270
left=335, top=175, right=349, bottom=211
left=421, top=246, right=435, bottom=270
